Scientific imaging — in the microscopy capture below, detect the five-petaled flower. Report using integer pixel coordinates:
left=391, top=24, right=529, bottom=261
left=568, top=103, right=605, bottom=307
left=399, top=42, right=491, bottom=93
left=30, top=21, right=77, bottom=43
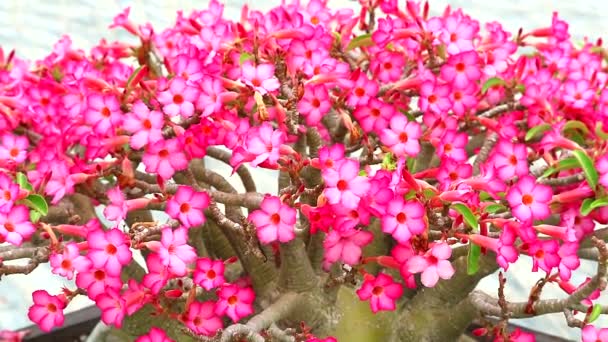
left=248, top=195, right=296, bottom=244
left=27, top=290, right=67, bottom=332
left=506, top=176, right=553, bottom=222
left=356, top=272, right=403, bottom=313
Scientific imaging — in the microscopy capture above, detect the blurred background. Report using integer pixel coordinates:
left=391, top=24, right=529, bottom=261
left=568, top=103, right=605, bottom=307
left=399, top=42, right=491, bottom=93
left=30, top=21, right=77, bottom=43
left=0, top=1, right=607, bottom=341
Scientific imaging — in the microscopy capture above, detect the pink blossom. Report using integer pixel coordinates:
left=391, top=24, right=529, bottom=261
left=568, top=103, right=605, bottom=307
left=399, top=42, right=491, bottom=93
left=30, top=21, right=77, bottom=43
left=230, top=123, right=285, bottom=169
left=248, top=195, right=296, bottom=244
left=27, top=290, right=66, bottom=332
left=298, top=84, right=331, bottom=126
left=528, top=239, right=560, bottom=273
left=380, top=115, right=421, bottom=158
left=0, top=133, right=28, bottom=164
left=87, top=228, right=132, bottom=276
left=322, top=159, right=370, bottom=209
left=596, top=154, right=608, bottom=188
left=428, top=11, right=479, bottom=55
left=407, top=242, right=455, bottom=287
left=146, top=227, right=196, bottom=276
left=76, top=267, right=123, bottom=300
left=437, top=158, right=472, bottom=190
left=142, top=253, right=171, bottom=294
left=165, top=186, right=210, bottom=228
left=323, top=228, right=374, bottom=266
left=436, top=130, right=468, bottom=162
left=123, top=101, right=164, bottom=149
left=506, top=176, right=553, bottom=222
left=215, top=284, right=255, bottom=322
left=418, top=79, right=452, bottom=114
left=391, top=243, right=417, bottom=289
left=558, top=242, right=580, bottom=281
left=440, top=51, right=481, bottom=89
left=185, top=301, right=223, bottom=336
left=316, top=144, right=345, bottom=170
left=0, top=205, right=35, bottom=246
left=490, top=140, right=529, bottom=180
left=95, top=287, right=126, bottom=328
left=193, top=258, right=226, bottom=290
left=562, top=79, right=594, bottom=109
left=582, top=325, right=608, bottom=342
left=353, top=98, right=393, bottom=133
left=196, top=76, right=232, bottom=117
left=157, top=77, right=199, bottom=118
left=142, top=138, right=188, bottom=179
left=300, top=203, right=336, bottom=234
left=381, top=197, right=426, bottom=244
left=122, top=279, right=151, bottom=315
left=347, top=71, right=378, bottom=107
left=85, top=93, right=122, bottom=135
left=494, top=328, right=536, bottom=342
left=135, top=327, right=175, bottom=342
left=370, top=51, right=405, bottom=82
left=49, top=242, right=91, bottom=280
left=241, top=62, right=280, bottom=95
left=0, top=172, right=19, bottom=210
left=103, top=186, right=128, bottom=222
left=356, top=272, right=403, bottom=313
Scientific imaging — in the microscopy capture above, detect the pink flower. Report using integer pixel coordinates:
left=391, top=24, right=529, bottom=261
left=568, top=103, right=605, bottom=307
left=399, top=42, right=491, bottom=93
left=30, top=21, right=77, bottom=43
left=558, top=242, right=580, bottom=281
left=0, top=205, right=35, bottom=246
left=146, top=227, right=196, bottom=277
left=490, top=140, right=529, bottom=180
left=185, top=301, right=223, bottom=336
left=103, top=186, right=128, bottom=222
left=157, top=77, right=199, bottom=118
left=347, top=71, right=378, bottom=108
left=142, top=253, right=171, bottom=294
left=370, top=51, right=405, bottom=82
left=193, top=258, right=226, bottom=290
left=440, top=51, right=481, bottom=89
left=123, top=101, right=164, bottom=149
left=436, top=130, right=468, bottom=162
left=494, top=328, right=536, bottom=342
left=582, top=325, right=608, bottom=342
left=85, top=93, right=122, bottom=135
left=231, top=122, right=285, bottom=169
left=528, top=239, right=560, bottom=273
left=437, top=158, right=472, bottom=190
left=506, top=176, right=553, bottom=222
left=165, top=186, right=210, bottom=228
left=248, top=195, right=296, bottom=244
left=322, top=159, right=370, bottom=209
left=27, top=290, right=66, bottom=332
left=76, top=267, right=123, bottom=300
left=298, top=84, right=331, bottom=126
left=215, top=284, right=255, bottom=322
left=196, top=76, right=233, bottom=117
left=0, top=133, right=28, bottom=164
left=142, top=138, right=188, bottom=180
left=316, top=144, right=345, bottom=170
left=122, top=279, right=151, bottom=315
left=87, top=228, right=132, bottom=276
left=353, top=98, right=393, bottom=133
left=563, top=79, right=594, bottom=109
left=596, top=154, right=608, bottom=188
left=356, top=272, right=403, bottom=313
left=407, top=242, right=455, bottom=287
left=49, top=242, right=91, bottom=280
left=241, top=62, right=280, bottom=95
left=391, top=243, right=417, bottom=289
left=0, top=172, right=19, bottom=210
left=135, top=327, right=175, bottom=342
left=418, top=79, right=452, bottom=114
left=381, top=198, right=426, bottom=244
left=380, top=115, right=422, bottom=158
left=429, top=11, right=479, bottom=55
left=323, top=228, right=374, bottom=266
left=96, top=287, right=126, bottom=328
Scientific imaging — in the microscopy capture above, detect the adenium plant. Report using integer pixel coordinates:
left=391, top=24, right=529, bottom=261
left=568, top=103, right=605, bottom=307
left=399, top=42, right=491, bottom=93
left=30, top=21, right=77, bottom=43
left=0, top=1, right=607, bottom=341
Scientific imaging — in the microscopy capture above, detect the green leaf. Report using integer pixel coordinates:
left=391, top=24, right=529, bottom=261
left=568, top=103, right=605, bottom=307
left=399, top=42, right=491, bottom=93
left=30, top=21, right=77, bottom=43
left=539, top=157, right=580, bottom=179
left=29, top=210, right=42, bottom=223
left=484, top=203, right=506, bottom=214
left=481, top=77, right=506, bottom=94
left=596, top=122, right=608, bottom=140
left=239, top=52, right=254, bottom=65
left=22, top=194, right=48, bottom=216
left=15, top=172, right=33, bottom=192
left=358, top=170, right=367, bottom=176
left=580, top=198, right=595, bottom=216
left=572, top=150, right=599, bottom=190
left=346, top=34, right=374, bottom=51
left=452, top=203, right=478, bottom=231
left=590, top=197, right=608, bottom=210
left=467, top=244, right=481, bottom=275
left=563, top=120, right=590, bottom=136
left=525, top=123, right=552, bottom=141
left=588, top=304, right=602, bottom=323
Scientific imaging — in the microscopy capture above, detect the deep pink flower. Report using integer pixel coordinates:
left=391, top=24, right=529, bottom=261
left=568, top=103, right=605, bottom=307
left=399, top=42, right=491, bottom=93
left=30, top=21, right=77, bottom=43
left=193, top=258, right=226, bottom=291
left=353, top=98, right=394, bottom=133
left=103, top=186, right=149, bottom=222
left=370, top=51, right=405, bottom=82
left=490, top=140, right=529, bottom=180
left=391, top=243, right=417, bottom=289
left=122, top=279, right=151, bottom=315
left=437, top=158, right=472, bottom=190
left=142, top=253, right=171, bottom=294
left=596, top=154, right=608, bottom=188
left=0, top=172, right=19, bottom=211
left=165, top=186, right=210, bottom=228
left=85, top=94, right=122, bottom=135
left=300, top=203, right=335, bottom=234
left=27, top=290, right=66, bottom=332
left=215, top=284, right=255, bottom=322
left=49, top=242, right=91, bottom=280
left=146, top=227, right=196, bottom=276
left=0, top=133, right=28, bottom=164
left=316, top=144, right=345, bottom=170
left=142, top=138, right=188, bottom=180
left=96, top=287, right=126, bottom=328
left=76, top=267, right=123, bottom=300
left=196, top=76, right=233, bottom=117
left=323, top=228, right=374, bottom=267
left=506, top=176, right=553, bottom=222
left=123, top=101, right=164, bottom=149
left=436, top=130, right=468, bottom=162
left=157, top=77, right=199, bottom=118
left=428, top=11, right=479, bottom=55
left=87, top=228, right=132, bottom=276
left=347, top=71, right=378, bottom=108
left=230, top=123, right=285, bottom=169
left=356, top=272, right=403, bottom=313
left=135, top=327, right=175, bottom=342
left=563, top=79, right=594, bottom=109
left=298, top=84, right=331, bottom=126
left=241, top=62, right=280, bottom=95
left=418, top=79, right=452, bottom=114
left=380, top=115, right=421, bottom=158
left=0, top=205, right=35, bottom=246
left=185, top=301, right=223, bottom=336
left=248, top=195, right=296, bottom=244
left=381, top=198, right=426, bottom=244
left=558, top=242, right=580, bottom=281
left=407, top=242, right=455, bottom=287
left=582, top=325, right=608, bottom=342
left=440, top=51, right=481, bottom=89
left=528, top=239, right=560, bottom=273
left=322, top=159, right=370, bottom=209
left=494, top=328, right=536, bottom=342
